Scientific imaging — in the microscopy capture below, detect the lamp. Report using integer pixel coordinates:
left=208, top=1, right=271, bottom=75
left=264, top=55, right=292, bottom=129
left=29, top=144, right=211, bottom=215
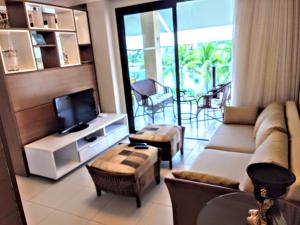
left=246, top=163, right=296, bottom=225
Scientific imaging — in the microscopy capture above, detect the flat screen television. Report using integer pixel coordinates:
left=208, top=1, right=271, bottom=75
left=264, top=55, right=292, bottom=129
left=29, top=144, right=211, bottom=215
left=53, top=88, right=98, bottom=134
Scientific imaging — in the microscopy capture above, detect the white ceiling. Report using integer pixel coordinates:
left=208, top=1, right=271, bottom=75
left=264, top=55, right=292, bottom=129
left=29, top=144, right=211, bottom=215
left=25, top=0, right=99, bottom=7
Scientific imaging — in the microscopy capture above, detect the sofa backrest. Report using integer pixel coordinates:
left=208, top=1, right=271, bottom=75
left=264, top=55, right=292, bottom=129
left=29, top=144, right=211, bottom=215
left=285, top=101, right=300, bottom=201
left=239, top=131, right=289, bottom=192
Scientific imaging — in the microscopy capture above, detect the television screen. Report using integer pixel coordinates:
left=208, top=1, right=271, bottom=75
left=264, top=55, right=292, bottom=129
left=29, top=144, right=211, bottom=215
left=53, top=89, right=98, bottom=134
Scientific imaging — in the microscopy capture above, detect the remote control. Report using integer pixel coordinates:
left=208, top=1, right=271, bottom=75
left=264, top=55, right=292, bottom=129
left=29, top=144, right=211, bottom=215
left=134, top=146, right=149, bottom=149
left=84, top=136, right=97, bottom=142
left=128, top=142, right=147, bottom=147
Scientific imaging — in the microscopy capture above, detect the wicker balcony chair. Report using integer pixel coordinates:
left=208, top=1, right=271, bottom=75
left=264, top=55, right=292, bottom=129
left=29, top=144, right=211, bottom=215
left=131, top=78, right=175, bottom=123
left=196, top=82, right=231, bottom=122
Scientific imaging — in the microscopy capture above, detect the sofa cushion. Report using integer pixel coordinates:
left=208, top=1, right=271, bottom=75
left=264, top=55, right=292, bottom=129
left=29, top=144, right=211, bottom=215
left=147, top=93, right=173, bottom=106
left=223, top=106, right=258, bottom=125
left=286, top=101, right=300, bottom=137
left=172, top=171, right=239, bottom=189
left=286, top=136, right=300, bottom=201
left=205, top=124, right=255, bottom=153
left=189, top=149, right=252, bottom=182
left=255, top=112, right=287, bottom=147
left=253, top=102, right=284, bottom=136
left=285, top=101, right=300, bottom=201
left=239, top=131, right=288, bottom=192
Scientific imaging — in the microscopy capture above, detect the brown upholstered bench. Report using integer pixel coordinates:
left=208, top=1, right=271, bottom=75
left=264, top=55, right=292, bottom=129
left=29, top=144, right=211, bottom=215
left=86, top=144, right=160, bottom=208
left=129, top=124, right=185, bottom=169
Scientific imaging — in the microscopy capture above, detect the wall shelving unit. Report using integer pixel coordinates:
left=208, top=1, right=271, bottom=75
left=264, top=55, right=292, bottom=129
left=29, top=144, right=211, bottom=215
left=56, top=32, right=81, bottom=67
left=74, top=10, right=90, bottom=44
left=1, top=2, right=101, bottom=176
left=25, top=2, right=75, bottom=31
left=0, top=29, right=37, bottom=74
left=2, top=1, right=94, bottom=74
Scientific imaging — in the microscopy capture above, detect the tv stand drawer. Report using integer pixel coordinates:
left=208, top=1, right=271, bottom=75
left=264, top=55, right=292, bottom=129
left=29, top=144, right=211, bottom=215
left=78, top=138, right=106, bottom=162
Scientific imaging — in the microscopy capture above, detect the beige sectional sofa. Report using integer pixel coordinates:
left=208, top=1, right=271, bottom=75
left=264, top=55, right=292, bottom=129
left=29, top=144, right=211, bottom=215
left=165, top=101, right=300, bottom=225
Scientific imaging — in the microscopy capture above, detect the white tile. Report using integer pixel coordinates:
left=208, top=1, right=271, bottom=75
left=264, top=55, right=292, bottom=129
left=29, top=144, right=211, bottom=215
left=16, top=175, right=52, bottom=201
left=16, top=139, right=210, bottom=225
left=22, top=201, right=54, bottom=225
left=31, top=180, right=84, bottom=208
left=39, top=210, right=88, bottom=225
left=86, top=221, right=104, bottom=225
left=56, top=187, right=111, bottom=220
left=137, top=203, right=173, bottom=225
left=143, top=183, right=171, bottom=206
left=92, top=196, right=152, bottom=225
left=184, top=139, right=200, bottom=150
left=62, top=166, right=95, bottom=188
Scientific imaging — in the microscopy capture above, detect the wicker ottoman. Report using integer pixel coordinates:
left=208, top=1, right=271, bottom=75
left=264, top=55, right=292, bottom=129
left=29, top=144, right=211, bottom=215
left=129, top=124, right=184, bottom=169
left=86, top=144, right=160, bottom=208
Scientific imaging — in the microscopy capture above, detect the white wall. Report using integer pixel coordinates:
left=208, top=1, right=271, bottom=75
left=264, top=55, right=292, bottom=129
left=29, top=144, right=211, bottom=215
left=88, top=0, right=121, bottom=113
left=87, top=0, right=157, bottom=113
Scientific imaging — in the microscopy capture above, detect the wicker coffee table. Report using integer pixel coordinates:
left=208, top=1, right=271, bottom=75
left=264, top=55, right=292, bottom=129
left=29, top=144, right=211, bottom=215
left=86, top=144, right=160, bottom=208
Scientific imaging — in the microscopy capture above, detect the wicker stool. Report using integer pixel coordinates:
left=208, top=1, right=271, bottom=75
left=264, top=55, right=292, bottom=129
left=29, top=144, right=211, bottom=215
left=129, top=125, right=184, bottom=169
left=86, top=144, right=160, bottom=208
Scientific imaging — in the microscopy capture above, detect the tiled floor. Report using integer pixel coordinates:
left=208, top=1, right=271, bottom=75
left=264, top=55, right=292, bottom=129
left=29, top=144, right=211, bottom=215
left=17, top=139, right=207, bottom=225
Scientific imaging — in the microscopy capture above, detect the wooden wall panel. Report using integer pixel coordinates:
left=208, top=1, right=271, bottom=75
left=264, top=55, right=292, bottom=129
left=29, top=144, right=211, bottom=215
left=15, top=103, right=59, bottom=145
left=0, top=122, right=26, bottom=224
left=0, top=61, right=27, bottom=175
left=6, top=64, right=98, bottom=112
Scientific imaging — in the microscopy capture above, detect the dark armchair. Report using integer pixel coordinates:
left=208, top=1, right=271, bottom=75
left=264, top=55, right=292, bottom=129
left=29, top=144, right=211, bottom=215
left=165, top=177, right=238, bottom=225
left=131, top=78, right=174, bottom=123
left=196, top=82, right=231, bottom=122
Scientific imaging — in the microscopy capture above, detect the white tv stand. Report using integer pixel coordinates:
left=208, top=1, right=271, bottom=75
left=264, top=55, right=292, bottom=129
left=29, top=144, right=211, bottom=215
left=24, top=113, right=129, bottom=179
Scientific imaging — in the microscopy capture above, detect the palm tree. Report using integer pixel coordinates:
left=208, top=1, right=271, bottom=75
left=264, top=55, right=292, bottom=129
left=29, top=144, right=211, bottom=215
left=161, top=41, right=233, bottom=96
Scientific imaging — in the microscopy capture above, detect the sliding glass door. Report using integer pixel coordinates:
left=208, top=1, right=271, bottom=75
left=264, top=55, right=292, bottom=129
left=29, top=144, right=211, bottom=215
left=116, top=0, right=233, bottom=139
left=123, top=8, right=178, bottom=131
left=116, top=2, right=181, bottom=133
left=176, top=0, right=233, bottom=139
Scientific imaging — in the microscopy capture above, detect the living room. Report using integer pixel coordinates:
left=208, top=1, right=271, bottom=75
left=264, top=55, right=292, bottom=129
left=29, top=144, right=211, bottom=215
left=1, top=0, right=300, bottom=225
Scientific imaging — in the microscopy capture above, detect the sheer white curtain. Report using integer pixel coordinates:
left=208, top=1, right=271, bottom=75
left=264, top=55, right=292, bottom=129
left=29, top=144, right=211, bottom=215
left=232, top=0, right=300, bottom=107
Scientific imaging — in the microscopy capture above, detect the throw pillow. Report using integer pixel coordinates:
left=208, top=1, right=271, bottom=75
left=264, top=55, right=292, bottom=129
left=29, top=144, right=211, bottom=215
left=223, top=106, right=258, bottom=125
left=172, top=170, right=240, bottom=189
left=253, top=102, right=283, bottom=137
left=255, top=112, right=287, bottom=147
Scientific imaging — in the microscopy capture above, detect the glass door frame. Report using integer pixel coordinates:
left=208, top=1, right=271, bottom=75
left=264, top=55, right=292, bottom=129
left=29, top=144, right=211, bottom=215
left=116, top=0, right=190, bottom=133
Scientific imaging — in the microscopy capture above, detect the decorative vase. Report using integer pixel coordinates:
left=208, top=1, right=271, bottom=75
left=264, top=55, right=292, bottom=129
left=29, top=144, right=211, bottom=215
left=3, top=49, right=19, bottom=71
left=63, top=52, right=69, bottom=65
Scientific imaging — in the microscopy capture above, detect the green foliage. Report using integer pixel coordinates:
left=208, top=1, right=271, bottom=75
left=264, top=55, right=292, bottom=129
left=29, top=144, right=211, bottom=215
left=127, top=49, right=146, bottom=81
left=127, top=41, right=232, bottom=96
left=162, top=41, right=232, bottom=96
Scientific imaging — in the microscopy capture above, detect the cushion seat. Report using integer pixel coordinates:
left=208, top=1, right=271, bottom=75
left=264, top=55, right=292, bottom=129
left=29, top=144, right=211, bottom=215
left=91, top=144, right=158, bottom=177
left=205, top=124, right=255, bottom=154
left=188, top=149, right=252, bottom=182
left=87, top=144, right=160, bottom=208
left=129, top=124, right=184, bottom=169
left=146, top=93, right=173, bottom=106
